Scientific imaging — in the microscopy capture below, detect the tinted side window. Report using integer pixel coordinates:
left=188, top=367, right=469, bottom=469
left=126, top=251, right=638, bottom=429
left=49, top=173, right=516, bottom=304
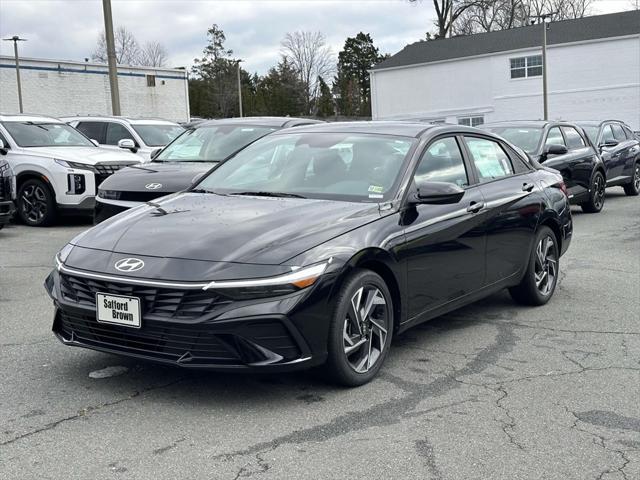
left=76, top=122, right=106, bottom=143
left=611, top=124, right=626, bottom=141
left=464, top=136, right=514, bottom=183
left=415, top=137, right=469, bottom=187
left=622, top=126, right=634, bottom=140
left=561, top=127, right=585, bottom=149
left=601, top=125, right=615, bottom=143
left=105, top=123, right=134, bottom=145
left=545, top=127, right=565, bottom=147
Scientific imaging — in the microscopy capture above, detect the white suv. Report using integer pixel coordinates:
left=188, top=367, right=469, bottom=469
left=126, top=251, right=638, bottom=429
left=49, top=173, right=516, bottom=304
left=0, top=114, right=140, bottom=226
left=63, top=116, right=185, bottom=161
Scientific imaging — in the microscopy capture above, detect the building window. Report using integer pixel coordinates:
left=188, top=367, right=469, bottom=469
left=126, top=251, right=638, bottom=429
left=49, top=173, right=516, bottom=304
left=458, top=115, right=484, bottom=127
left=510, top=55, right=542, bottom=79
left=146, top=75, right=156, bottom=87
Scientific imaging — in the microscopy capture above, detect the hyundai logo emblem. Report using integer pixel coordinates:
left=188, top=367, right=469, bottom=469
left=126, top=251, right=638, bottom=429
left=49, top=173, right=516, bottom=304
left=114, top=258, right=145, bottom=272
left=145, top=183, right=162, bottom=190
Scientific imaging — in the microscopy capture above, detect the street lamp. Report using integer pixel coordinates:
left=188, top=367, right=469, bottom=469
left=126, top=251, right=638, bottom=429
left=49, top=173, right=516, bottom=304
left=236, top=60, right=243, bottom=118
left=2, top=36, right=27, bottom=113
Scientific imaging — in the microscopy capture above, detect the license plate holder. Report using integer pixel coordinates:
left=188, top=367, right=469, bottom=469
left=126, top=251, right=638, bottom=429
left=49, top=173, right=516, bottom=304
left=96, top=293, right=141, bottom=329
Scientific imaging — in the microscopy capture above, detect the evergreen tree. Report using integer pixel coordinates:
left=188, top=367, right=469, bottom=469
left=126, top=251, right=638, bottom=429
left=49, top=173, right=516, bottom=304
left=316, top=76, right=334, bottom=118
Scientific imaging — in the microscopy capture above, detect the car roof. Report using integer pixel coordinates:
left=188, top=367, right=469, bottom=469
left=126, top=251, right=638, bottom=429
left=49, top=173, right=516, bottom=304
left=573, top=120, right=626, bottom=126
left=196, top=116, right=325, bottom=129
left=269, top=121, right=492, bottom=138
left=60, top=115, right=180, bottom=126
left=0, top=113, right=64, bottom=123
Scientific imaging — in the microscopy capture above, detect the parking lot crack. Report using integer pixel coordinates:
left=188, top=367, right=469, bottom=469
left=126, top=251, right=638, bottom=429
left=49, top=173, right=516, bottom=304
left=494, top=385, right=525, bottom=451
left=0, top=377, right=187, bottom=447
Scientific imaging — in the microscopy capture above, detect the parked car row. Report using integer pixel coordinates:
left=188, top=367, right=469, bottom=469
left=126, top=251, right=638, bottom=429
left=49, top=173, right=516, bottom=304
left=46, top=120, right=576, bottom=386
left=482, top=119, right=640, bottom=213
left=0, top=157, right=16, bottom=229
left=0, top=114, right=184, bottom=226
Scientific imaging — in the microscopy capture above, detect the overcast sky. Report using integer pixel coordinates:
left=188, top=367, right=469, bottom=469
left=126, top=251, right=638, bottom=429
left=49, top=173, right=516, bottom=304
left=0, top=0, right=634, bottom=74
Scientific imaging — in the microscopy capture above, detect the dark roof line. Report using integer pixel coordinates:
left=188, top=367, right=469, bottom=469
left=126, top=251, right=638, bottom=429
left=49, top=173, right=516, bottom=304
left=372, top=10, right=640, bottom=71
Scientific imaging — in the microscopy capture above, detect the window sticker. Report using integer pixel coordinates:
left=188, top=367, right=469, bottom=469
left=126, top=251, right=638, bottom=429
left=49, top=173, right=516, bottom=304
left=369, top=193, right=384, bottom=199
left=368, top=185, right=384, bottom=194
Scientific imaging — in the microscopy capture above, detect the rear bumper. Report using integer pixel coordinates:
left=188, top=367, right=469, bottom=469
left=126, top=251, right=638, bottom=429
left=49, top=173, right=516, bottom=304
left=45, top=269, right=328, bottom=372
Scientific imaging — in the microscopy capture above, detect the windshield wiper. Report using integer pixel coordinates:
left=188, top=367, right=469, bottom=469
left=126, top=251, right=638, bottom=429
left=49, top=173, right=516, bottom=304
left=24, top=121, right=49, bottom=131
left=191, top=188, right=227, bottom=196
left=230, top=191, right=306, bottom=199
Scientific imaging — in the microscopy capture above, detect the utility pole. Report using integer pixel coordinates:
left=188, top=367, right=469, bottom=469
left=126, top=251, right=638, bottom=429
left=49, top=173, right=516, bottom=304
left=101, top=0, right=121, bottom=115
left=3, top=36, right=27, bottom=113
left=530, top=12, right=557, bottom=120
left=236, top=60, right=243, bottom=118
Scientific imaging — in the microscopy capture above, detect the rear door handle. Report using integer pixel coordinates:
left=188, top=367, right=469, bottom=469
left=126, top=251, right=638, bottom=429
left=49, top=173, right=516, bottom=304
left=467, top=201, right=484, bottom=213
left=522, top=182, right=535, bottom=192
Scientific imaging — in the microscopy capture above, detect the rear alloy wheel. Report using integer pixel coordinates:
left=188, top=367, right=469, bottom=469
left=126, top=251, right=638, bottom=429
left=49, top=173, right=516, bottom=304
left=581, top=171, right=606, bottom=213
left=509, top=226, right=559, bottom=306
left=324, top=269, right=393, bottom=386
left=18, top=179, right=56, bottom=226
left=623, top=162, right=640, bottom=196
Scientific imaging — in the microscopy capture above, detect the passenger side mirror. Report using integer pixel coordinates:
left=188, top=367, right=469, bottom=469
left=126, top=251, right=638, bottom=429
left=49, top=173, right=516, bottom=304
left=150, top=148, right=162, bottom=160
left=118, top=138, right=137, bottom=152
left=599, top=139, right=619, bottom=149
left=411, top=181, right=465, bottom=205
left=544, top=144, right=568, bottom=157
left=0, top=139, right=7, bottom=155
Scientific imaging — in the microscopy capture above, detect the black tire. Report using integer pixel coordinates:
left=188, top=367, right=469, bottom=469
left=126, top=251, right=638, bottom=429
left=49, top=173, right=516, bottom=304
left=509, top=226, right=560, bottom=306
left=623, top=162, right=640, bottom=196
left=17, top=179, right=56, bottom=227
left=323, top=269, right=394, bottom=387
left=580, top=170, right=606, bottom=213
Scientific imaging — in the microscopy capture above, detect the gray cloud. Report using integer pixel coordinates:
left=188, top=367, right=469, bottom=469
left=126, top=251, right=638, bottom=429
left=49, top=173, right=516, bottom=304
left=0, top=0, right=631, bottom=75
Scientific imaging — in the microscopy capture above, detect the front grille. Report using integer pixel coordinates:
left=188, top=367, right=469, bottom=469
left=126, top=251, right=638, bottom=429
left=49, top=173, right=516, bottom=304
left=118, top=191, right=166, bottom=202
left=57, top=310, right=239, bottom=364
left=60, top=273, right=232, bottom=319
left=94, top=163, right=135, bottom=187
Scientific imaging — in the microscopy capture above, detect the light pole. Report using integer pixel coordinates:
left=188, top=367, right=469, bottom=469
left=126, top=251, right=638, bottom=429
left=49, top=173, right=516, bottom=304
left=3, top=36, right=27, bottom=113
left=531, top=12, right=557, bottom=120
left=101, top=0, right=121, bottom=115
left=236, top=60, right=243, bottom=118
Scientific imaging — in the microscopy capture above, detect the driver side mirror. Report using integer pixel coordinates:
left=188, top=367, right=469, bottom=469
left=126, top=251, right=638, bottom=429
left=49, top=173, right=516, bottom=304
left=544, top=144, right=568, bottom=157
left=599, top=139, right=619, bottom=149
left=410, top=181, right=465, bottom=205
left=0, top=139, right=7, bottom=155
left=191, top=172, right=206, bottom=185
left=118, top=138, right=138, bottom=153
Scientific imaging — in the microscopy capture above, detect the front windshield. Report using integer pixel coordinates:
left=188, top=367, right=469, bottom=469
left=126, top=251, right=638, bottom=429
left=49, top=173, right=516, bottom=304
left=131, top=124, right=185, bottom=147
left=486, top=126, right=543, bottom=154
left=154, top=124, right=278, bottom=163
left=3, top=122, right=94, bottom=148
left=195, top=132, right=416, bottom=203
left=578, top=125, right=599, bottom=145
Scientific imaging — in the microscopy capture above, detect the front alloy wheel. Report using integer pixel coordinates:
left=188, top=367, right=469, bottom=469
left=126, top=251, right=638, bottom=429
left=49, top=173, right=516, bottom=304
left=18, top=179, right=56, bottom=226
left=623, top=162, right=640, bottom=196
left=534, top=235, right=557, bottom=296
left=325, top=269, right=393, bottom=386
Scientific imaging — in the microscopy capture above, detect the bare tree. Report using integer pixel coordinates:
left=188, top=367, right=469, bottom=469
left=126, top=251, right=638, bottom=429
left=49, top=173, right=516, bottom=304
left=139, top=41, right=168, bottom=67
left=92, top=26, right=140, bottom=65
left=281, top=31, right=334, bottom=114
left=409, top=1, right=481, bottom=38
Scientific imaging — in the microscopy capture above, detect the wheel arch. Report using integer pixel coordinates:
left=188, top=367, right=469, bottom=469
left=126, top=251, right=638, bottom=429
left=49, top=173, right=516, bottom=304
left=331, top=248, right=404, bottom=333
left=537, top=213, right=563, bottom=253
left=16, top=171, right=56, bottom=199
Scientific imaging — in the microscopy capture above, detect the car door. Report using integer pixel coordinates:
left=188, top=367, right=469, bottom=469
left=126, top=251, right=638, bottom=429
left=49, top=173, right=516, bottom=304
left=399, top=135, right=487, bottom=320
left=105, top=122, right=137, bottom=150
left=608, top=123, right=636, bottom=183
left=462, top=135, right=541, bottom=285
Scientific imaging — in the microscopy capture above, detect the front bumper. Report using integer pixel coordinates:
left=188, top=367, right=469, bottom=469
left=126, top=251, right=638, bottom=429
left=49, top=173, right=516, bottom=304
left=45, top=268, right=329, bottom=371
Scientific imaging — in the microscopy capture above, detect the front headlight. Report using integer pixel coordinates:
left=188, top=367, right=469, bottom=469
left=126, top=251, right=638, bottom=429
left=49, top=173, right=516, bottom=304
left=54, top=159, right=95, bottom=171
left=203, top=261, right=329, bottom=299
left=98, top=189, right=121, bottom=200
left=55, top=243, right=74, bottom=267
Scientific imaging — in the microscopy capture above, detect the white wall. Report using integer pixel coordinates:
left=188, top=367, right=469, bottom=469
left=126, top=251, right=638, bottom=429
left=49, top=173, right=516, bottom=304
left=371, top=35, right=640, bottom=129
left=0, top=56, right=190, bottom=122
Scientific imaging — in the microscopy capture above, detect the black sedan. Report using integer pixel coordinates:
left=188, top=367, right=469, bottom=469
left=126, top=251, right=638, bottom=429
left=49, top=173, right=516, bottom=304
left=46, top=122, right=572, bottom=386
left=484, top=121, right=607, bottom=213
left=576, top=120, right=640, bottom=196
left=94, top=117, right=323, bottom=223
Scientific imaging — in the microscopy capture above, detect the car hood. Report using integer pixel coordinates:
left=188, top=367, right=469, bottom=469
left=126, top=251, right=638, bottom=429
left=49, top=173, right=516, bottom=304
left=72, top=192, right=384, bottom=265
left=99, top=162, right=215, bottom=193
left=23, top=146, right=140, bottom=165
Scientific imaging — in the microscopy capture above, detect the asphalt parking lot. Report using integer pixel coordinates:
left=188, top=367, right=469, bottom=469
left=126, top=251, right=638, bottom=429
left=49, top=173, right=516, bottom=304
left=1, top=190, right=638, bottom=480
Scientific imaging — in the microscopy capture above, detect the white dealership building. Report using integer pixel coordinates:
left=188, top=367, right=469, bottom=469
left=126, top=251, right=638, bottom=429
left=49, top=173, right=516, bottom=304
left=0, top=56, right=190, bottom=122
left=370, top=10, right=640, bottom=129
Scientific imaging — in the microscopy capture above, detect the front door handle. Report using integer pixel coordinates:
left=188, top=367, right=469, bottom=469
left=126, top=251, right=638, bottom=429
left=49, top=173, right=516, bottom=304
left=467, top=201, right=484, bottom=213
left=522, top=182, right=535, bottom=192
